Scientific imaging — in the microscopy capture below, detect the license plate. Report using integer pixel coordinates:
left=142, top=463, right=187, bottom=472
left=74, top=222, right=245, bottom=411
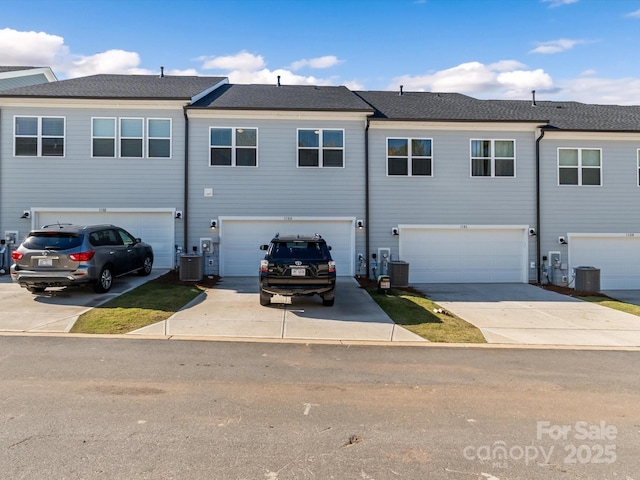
left=38, top=258, right=53, bottom=267
left=291, top=268, right=306, bottom=276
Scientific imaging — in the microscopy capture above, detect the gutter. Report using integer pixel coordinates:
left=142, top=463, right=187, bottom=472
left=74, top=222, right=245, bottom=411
left=365, top=117, right=371, bottom=278
left=535, top=127, right=546, bottom=284
left=183, top=106, right=189, bottom=253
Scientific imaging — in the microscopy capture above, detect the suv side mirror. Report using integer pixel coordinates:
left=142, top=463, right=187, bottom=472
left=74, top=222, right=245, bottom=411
left=260, top=244, right=269, bottom=251
left=328, top=246, right=332, bottom=250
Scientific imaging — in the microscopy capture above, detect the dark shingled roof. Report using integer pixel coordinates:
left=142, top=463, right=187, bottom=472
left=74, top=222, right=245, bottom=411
left=355, top=91, right=640, bottom=132
left=0, top=74, right=227, bottom=100
left=0, top=66, right=41, bottom=73
left=192, top=84, right=374, bottom=112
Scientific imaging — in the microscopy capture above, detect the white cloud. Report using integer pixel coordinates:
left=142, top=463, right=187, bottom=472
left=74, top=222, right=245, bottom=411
left=199, top=50, right=266, bottom=71
left=626, top=9, right=640, bottom=18
left=554, top=76, right=640, bottom=105
left=530, top=38, right=583, bottom=54
left=388, top=61, right=553, bottom=99
left=65, top=49, right=152, bottom=78
left=289, top=55, right=342, bottom=71
left=0, top=28, right=68, bottom=66
left=542, top=0, right=579, bottom=7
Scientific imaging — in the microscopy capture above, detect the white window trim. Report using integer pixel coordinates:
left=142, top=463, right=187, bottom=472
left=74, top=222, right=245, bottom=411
left=296, top=128, right=345, bottom=168
left=14, top=115, right=66, bottom=157
left=91, top=117, right=116, bottom=158
left=147, top=118, right=172, bottom=159
left=637, top=149, right=640, bottom=187
left=119, top=117, right=144, bottom=158
left=386, top=137, right=433, bottom=177
left=209, top=126, right=258, bottom=167
left=557, top=147, right=603, bottom=187
left=470, top=139, right=516, bottom=178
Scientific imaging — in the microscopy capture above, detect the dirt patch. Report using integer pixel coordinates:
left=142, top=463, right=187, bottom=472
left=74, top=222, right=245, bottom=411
left=152, top=269, right=220, bottom=289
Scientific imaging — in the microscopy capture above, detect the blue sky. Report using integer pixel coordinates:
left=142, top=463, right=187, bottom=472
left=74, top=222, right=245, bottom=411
left=2, top=0, right=640, bottom=104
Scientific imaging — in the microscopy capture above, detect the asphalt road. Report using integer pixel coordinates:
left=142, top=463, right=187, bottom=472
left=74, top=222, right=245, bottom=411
left=1, top=336, right=639, bottom=479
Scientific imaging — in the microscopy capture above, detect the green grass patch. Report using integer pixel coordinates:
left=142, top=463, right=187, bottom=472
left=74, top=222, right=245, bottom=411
left=578, top=295, right=640, bottom=317
left=365, top=287, right=486, bottom=343
left=70, top=282, right=203, bottom=334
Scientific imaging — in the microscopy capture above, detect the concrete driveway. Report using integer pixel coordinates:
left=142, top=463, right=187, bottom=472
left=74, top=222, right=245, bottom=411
left=0, top=270, right=166, bottom=333
left=413, top=283, right=640, bottom=347
left=130, top=277, right=425, bottom=342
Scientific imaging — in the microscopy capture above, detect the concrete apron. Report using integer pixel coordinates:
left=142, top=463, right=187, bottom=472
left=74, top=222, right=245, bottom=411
left=130, top=277, right=425, bottom=343
left=414, top=283, right=640, bottom=347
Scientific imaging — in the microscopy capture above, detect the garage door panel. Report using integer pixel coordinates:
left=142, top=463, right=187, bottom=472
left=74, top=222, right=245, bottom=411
left=35, top=211, right=174, bottom=269
left=401, top=227, right=526, bottom=283
left=221, top=219, right=353, bottom=277
left=570, top=236, right=640, bottom=289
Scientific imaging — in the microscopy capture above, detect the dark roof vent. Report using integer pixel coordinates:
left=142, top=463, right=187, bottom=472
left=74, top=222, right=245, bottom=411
left=399, top=85, right=404, bottom=96
left=277, top=75, right=281, bottom=87
left=160, top=66, right=165, bottom=78
left=531, top=90, right=537, bottom=106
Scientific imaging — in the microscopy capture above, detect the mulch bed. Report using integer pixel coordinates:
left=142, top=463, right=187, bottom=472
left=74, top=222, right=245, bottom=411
left=152, top=269, right=220, bottom=289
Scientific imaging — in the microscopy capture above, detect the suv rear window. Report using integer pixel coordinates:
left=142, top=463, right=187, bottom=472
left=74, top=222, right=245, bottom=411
left=271, top=241, right=330, bottom=260
left=22, top=232, right=83, bottom=250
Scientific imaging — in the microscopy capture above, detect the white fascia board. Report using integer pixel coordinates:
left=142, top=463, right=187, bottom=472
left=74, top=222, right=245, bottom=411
left=187, top=109, right=369, bottom=122
left=398, top=224, right=529, bottom=231
left=190, top=77, right=229, bottom=104
left=220, top=216, right=356, bottom=222
left=31, top=207, right=174, bottom=213
left=369, top=120, right=542, bottom=132
left=540, top=130, right=640, bottom=141
left=569, top=232, right=640, bottom=238
left=0, top=97, right=188, bottom=110
left=0, top=67, right=57, bottom=82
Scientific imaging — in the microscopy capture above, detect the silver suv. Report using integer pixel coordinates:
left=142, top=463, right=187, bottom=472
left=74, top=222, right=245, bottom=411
left=10, top=224, right=154, bottom=294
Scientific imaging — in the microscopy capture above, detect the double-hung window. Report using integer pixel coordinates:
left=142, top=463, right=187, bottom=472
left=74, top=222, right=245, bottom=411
left=387, top=138, right=432, bottom=176
left=210, top=127, right=258, bottom=167
left=92, top=118, right=116, bottom=157
left=558, top=148, right=601, bottom=186
left=298, top=129, right=344, bottom=167
left=471, top=139, right=515, bottom=177
left=14, top=116, right=65, bottom=157
left=92, top=117, right=172, bottom=158
left=148, top=119, right=171, bottom=158
left=120, top=118, right=143, bottom=158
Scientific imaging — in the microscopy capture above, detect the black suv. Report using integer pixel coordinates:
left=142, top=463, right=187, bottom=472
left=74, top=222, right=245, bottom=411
left=259, top=234, right=336, bottom=306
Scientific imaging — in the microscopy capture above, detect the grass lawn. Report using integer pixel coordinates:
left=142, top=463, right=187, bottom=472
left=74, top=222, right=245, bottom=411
left=578, top=295, right=640, bottom=316
left=70, top=281, right=204, bottom=334
left=364, top=286, right=486, bottom=343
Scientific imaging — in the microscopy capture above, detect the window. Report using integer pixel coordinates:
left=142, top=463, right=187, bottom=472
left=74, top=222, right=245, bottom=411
left=637, top=150, right=640, bottom=186
left=387, top=138, right=432, bottom=176
left=471, top=139, right=515, bottom=177
left=558, top=148, right=601, bottom=186
left=14, top=116, right=65, bottom=157
left=120, top=118, right=143, bottom=158
left=210, top=127, right=258, bottom=167
left=92, top=118, right=116, bottom=157
left=148, top=119, right=171, bottom=158
left=298, top=129, right=344, bottom=167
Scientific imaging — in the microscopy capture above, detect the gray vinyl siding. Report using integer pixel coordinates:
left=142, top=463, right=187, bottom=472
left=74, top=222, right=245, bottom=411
left=0, top=105, right=185, bottom=243
left=368, top=126, right=538, bottom=281
left=538, top=136, right=640, bottom=268
left=187, top=115, right=367, bottom=257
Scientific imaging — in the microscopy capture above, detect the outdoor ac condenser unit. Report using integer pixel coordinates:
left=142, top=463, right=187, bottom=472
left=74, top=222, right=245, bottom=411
left=179, top=254, right=203, bottom=281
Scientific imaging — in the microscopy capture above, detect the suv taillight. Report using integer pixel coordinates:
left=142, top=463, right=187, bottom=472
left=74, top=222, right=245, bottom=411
left=11, top=251, right=23, bottom=261
left=328, top=261, right=336, bottom=273
left=69, top=251, right=95, bottom=262
left=260, top=259, right=269, bottom=273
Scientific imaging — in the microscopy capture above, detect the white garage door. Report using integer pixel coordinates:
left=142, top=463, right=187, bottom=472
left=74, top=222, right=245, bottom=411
left=569, top=234, right=640, bottom=289
left=220, top=217, right=354, bottom=276
left=34, top=209, right=175, bottom=269
left=399, top=226, right=527, bottom=283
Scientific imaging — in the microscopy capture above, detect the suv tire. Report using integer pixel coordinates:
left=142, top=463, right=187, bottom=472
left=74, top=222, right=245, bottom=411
left=138, top=255, right=153, bottom=276
left=94, top=265, right=113, bottom=293
left=259, top=289, right=271, bottom=306
left=322, top=295, right=335, bottom=307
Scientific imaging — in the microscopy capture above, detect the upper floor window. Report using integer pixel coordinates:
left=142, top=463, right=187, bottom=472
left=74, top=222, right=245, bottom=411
left=471, top=139, right=515, bottom=177
left=92, top=117, right=172, bottom=158
left=14, top=116, right=65, bottom=157
left=298, top=129, right=344, bottom=167
left=210, top=127, right=258, bottom=167
left=387, top=138, right=432, bottom=176
left=558, top=148, right=601, bottom=186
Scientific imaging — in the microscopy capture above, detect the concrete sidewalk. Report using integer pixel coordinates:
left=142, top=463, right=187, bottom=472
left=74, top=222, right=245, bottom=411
left=414, top=283, right=640, bottom=347
left=130, top=277, right=426, bottom=343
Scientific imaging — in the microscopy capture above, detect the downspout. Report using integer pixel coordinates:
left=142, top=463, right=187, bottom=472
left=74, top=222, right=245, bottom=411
left=535, top=127, right=546, bottom=284
left=183, top=106, right=189, bottom=254
left=365, top=117, right=371, bottom=278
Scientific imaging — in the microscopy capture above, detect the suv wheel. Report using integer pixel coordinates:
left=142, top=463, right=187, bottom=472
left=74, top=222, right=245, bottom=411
left=322, top=295, right=335, bottom=307
left=28, top=287, right=46, bottom=294
left=260, top=289, right=271, bottom=306
left=94, top=265, right=113, bottom=293
left=138, top=255, right=153, bottom=276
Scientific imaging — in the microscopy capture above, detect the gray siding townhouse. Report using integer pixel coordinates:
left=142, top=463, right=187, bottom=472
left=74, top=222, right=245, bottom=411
left=0, top=73, right=227, bottom=269
left=3, top=69, right=640, bottom=289
left=0, top=66, right=56, bottom=91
